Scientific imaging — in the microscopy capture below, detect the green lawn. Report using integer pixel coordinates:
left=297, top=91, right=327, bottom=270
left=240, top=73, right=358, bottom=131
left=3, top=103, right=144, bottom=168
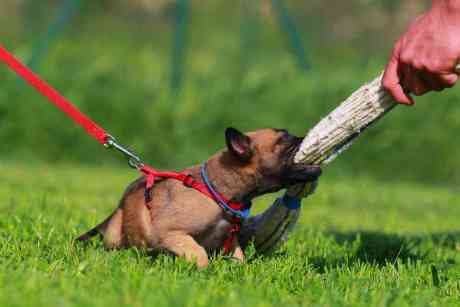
left=1, top=162, right=460, bottom=307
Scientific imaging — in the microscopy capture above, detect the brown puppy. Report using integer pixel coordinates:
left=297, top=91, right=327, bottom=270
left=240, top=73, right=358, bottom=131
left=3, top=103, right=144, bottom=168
left=76, top=128, right=321, bottom=268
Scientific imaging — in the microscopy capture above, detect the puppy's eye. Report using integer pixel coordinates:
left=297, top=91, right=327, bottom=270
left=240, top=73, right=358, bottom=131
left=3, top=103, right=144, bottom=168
left=273, top=128, right=288, bottom=134
left=276, top=132, right=291, bottom=145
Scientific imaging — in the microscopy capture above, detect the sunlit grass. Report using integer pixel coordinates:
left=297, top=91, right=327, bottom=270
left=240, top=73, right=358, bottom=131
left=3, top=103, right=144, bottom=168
left=1, top=162, right=460, bottom=306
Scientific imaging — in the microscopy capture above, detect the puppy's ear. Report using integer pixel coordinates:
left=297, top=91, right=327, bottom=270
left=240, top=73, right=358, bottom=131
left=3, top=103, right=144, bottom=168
left=225, top=127, right=252, bottom=162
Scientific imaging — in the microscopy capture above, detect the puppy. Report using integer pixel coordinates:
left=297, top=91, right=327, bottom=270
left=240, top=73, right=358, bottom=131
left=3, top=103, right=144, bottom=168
left=76, top=128, right=321, bottom=268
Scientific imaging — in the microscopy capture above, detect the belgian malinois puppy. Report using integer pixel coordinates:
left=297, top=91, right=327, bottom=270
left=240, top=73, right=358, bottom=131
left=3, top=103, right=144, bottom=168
left=76, top=128, right=321, bottom=268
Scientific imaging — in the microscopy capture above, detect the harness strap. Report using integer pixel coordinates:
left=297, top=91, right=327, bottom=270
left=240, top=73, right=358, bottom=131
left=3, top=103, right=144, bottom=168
left=140, top=163, right=250, bottom=254
left=223, top=221, right=241, bottom=254
left=199, top=163, right=250, bottom=254
left=200, top=164, right=250, bottom=219
left=140, top=164, right=250, bottom=217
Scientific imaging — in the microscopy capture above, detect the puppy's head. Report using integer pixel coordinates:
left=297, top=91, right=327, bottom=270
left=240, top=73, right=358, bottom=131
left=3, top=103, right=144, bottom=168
left=224, top=127, right=321, bottom=197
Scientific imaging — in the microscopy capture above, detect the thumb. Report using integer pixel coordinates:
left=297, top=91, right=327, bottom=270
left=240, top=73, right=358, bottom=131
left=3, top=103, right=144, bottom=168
left=382, top=44, right=414, bottom=105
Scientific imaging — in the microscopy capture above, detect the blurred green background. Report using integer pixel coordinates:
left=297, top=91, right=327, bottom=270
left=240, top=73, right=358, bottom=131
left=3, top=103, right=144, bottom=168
left=2, top=0, right=459, bottom=185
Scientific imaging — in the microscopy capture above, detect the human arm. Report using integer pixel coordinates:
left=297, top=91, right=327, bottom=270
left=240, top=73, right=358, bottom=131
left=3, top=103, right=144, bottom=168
left=382, top=0, right=460, bottom=104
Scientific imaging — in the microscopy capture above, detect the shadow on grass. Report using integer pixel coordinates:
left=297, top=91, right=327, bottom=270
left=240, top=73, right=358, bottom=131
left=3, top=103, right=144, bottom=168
left=74, top=229, right=460, bottom=271
left=328, top=230, right=424, bottom=266
left=309, top=230, right=460, bottom=270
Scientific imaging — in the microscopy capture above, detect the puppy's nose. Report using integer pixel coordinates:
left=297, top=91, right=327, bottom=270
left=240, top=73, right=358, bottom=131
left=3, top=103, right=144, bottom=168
left=293, top=136, right=303, bottom=146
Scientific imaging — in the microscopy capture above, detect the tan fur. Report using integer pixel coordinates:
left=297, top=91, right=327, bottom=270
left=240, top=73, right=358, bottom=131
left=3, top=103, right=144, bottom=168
left=76, top=128, right=320, bottom=268
left=103, top=209, right=123, bottom=249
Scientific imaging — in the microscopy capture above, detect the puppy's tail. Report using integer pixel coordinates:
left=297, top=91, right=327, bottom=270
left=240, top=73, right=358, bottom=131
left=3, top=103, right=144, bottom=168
left=75, top=228, right=100, bottom=242
left=75, top=213, right=114, bottom=242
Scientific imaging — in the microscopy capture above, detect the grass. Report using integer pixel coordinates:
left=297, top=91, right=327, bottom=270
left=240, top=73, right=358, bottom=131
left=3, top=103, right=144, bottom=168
left=1, top=161, right=460, bottom=307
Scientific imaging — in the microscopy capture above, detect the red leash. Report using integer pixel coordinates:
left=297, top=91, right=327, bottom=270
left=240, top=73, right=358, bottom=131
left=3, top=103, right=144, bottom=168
left=0, top=46, right=108, bottom=145
left=0, top=44, right=246, bottom=254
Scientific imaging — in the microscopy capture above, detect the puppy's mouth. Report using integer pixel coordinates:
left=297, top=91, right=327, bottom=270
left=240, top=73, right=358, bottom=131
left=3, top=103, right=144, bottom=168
left=282, top=137, right=322, bottom=184
left=285, top=136, right=304, bottom=157
left=283, top=164, right=321, bottom=184
left=245, top=163, right=321, bottom=201
left=243, top=135, right=321, bottom=200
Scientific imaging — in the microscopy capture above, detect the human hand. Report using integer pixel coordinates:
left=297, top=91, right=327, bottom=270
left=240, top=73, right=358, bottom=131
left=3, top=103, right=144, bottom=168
left=383, top=1, right=460, bottom=105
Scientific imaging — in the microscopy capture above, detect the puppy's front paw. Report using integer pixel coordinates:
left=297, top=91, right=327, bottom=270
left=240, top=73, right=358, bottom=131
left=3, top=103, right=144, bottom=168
left=231, top=246, right=245, bottom=263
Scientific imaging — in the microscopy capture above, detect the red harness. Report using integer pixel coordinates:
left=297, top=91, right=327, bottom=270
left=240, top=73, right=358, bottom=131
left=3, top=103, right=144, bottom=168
left=0, top=45, right=247, bottom=254
left=140, top=164, right=249, bottom=253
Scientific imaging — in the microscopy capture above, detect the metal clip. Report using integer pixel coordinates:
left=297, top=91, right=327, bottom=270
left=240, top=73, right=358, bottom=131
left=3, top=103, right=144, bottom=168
left=104, top=135, right=144, bottom=170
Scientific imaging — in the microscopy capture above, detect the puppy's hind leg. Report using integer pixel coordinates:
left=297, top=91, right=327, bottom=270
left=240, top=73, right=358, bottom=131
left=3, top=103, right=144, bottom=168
left=161, top=233, right=209, bottom=269
left=103, top=209, right=123, bottom=249
left=76, top=209, right=123, bottom=249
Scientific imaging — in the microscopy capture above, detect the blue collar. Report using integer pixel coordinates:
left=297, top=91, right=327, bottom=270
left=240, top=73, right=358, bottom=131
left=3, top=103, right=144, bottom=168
left=200, top=163, right=251, bottom=220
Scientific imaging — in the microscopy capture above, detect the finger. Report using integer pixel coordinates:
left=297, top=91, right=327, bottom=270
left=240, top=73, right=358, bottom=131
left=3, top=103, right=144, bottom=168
left=382, top=49, right=414, bottom=105
left=438, top=73, right=459, bottom=88
left=402, top=65, right=430, bottom=96
left=409, top=75, right=430, bottom=96
left=418, top=72, right=444, bottom=92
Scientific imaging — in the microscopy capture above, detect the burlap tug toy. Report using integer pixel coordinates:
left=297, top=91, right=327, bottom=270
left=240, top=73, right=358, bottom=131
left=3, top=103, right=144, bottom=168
left=294, top=74, right=395, bottom=166
left=295, top=65, right=460, bottom=166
